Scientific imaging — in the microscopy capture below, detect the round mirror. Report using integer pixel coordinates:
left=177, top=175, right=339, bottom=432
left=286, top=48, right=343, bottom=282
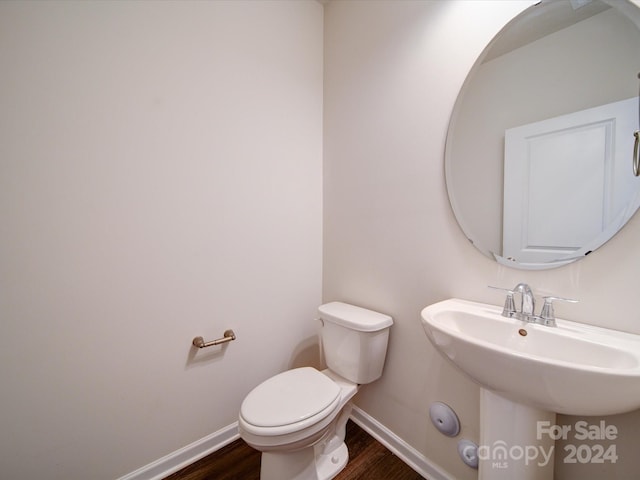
left=445, top=0, right=640, bottom=270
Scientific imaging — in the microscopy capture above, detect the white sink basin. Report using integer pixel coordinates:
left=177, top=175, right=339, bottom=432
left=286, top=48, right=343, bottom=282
left=421, top=298, right=640, bottom=416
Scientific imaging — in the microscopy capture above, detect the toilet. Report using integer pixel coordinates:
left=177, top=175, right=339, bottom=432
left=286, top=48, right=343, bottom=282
left=238, top=301, right=393, bottom=480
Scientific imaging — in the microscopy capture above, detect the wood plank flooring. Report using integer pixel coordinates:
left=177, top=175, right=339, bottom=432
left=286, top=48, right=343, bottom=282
left=164, top=420, right=425, bottom=480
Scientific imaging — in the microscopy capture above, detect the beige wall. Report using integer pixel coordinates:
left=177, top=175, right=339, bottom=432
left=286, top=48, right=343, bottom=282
left=324, top=0, right=640, bottom=479
left=4, top=0, right=640, bottom=479
left=0, top=1, right=323, bottom=479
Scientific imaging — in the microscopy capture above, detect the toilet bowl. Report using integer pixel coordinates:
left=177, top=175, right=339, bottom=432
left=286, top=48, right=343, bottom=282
left=238, top=302, right=393, bottom=480
left=239, top=368, right=358, bottom=480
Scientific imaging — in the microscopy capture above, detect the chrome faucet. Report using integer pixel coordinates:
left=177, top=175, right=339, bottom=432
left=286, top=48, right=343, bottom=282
left=488, top=284, right=578, bottom=327
left=513, top=283, right=535, bottom=320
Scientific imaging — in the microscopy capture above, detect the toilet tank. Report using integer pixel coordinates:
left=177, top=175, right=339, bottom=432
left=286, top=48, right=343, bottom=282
left=318, top=302, right=393, bottom=384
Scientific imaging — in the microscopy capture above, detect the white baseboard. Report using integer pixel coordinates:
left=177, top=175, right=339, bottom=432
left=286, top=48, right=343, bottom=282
left=349, top=406, right=453, bottom=480
left=117, top=422, right=240, bottom=480
left=118, top=407, right=453, bottom=480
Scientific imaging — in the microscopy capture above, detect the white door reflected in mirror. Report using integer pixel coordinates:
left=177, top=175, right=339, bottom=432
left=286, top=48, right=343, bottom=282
left=501, top=97, right=640, bottom=265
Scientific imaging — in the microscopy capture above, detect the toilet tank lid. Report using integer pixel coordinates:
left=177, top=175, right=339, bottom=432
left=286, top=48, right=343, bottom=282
left=318, top=302, right=393, bottom=332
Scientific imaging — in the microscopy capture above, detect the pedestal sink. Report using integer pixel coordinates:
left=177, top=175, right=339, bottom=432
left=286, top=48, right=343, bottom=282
left=420, top=298, right=640, bottom=479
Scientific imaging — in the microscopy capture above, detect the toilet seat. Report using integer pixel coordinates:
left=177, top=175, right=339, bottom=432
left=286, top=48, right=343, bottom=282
left=239, top=367, right=341, bottom=437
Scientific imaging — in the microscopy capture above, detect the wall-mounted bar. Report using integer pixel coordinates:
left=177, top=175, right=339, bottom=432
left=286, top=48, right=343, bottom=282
left=192, top=329, right=236, bottom=348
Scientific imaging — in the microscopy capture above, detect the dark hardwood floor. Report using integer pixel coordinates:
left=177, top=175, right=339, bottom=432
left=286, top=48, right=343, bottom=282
left=164, top=420, right=425, bottom=480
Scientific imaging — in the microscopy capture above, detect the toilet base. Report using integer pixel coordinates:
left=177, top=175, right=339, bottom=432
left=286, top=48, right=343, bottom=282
left=259, top=403, right=353, bottom=480
left=260, top=441, right=348, bottom=480
left=316, top=442, right=348, bottom=480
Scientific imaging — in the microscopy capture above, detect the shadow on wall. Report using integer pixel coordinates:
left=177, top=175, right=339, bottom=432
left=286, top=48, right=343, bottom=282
left=289, top=334, right=322, bottom=370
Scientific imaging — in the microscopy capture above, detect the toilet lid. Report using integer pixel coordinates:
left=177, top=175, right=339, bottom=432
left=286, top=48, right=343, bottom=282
left=241, top=367, right=340, bottom=428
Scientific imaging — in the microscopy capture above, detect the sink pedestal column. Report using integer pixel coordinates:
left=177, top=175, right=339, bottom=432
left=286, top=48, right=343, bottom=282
left=479, top=389, right=556, bottom=480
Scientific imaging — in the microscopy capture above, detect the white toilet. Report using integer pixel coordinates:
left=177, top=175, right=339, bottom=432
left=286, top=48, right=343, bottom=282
left=238, top=301, right=393, bottom=480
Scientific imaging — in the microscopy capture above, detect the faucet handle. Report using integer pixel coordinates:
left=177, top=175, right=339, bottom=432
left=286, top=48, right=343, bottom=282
left=488, top=285, right=517, bottom=317
left=488, top=285, right=515, bottom=293
left=539, top=295, right=578, bottom=326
